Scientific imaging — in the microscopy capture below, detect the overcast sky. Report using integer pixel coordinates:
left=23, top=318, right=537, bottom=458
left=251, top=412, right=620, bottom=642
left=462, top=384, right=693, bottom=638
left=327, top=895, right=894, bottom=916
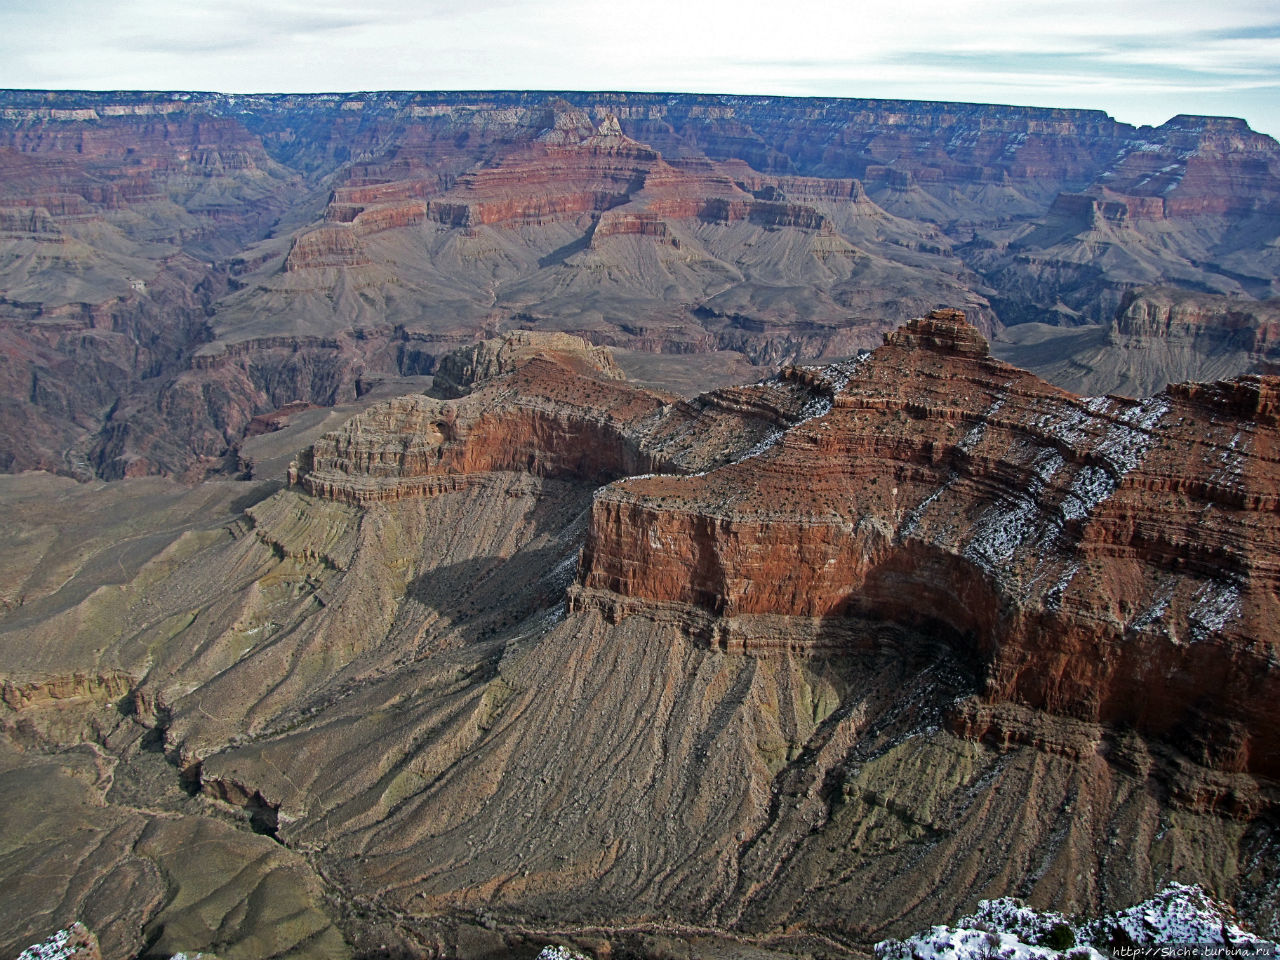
left=2, top=0, right=1278, bottom=137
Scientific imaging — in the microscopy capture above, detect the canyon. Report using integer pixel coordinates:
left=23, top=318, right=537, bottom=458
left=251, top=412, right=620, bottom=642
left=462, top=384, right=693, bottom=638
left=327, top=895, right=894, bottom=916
left=1, top=321, right=1278, bottom=958
left=0, top=91, right=1276, bottom=479
left=1, top=88, right=1280, bottom=959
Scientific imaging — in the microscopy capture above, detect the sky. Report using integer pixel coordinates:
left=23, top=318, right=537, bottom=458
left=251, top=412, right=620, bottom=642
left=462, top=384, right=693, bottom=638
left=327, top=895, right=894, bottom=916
left=1, top=0, right=1278, bottom=138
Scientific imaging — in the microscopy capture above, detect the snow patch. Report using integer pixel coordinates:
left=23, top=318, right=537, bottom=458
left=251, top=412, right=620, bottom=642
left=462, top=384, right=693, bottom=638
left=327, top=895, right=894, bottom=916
left=1083, top=882, right=1271, bottom=947
left=1044, top=562, right=1078, bottom=610
left=1131, top=581, right=1175, bottom=633
left=16, top=926, right=97, bottom=960
left=537, top=947, right=592, bottom=960
left=1040, top=396, right=1169, bottom=523
left=962, top=449, right=1065, bottom=575
left=1061, top=465, right=1115, bottom=522
left=959, top=399, right=1004, bottom=455
left=899, top=473, right=956, bottom=537
left=876, top=883, right=1276, bottom=960
left=727, top=389, right=834, bottom=467
left=1188, top=579, right=1242, bottom=640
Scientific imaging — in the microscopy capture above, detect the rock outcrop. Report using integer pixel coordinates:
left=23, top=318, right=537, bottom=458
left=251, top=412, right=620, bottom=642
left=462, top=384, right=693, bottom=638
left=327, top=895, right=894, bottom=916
left=431, top=330, right=625, bottom=398
left=573, top=310, right=1280, bottom=777
left=1091, top=116, right=1280, bottom=220
left=294, top=331, right=830, bottom=503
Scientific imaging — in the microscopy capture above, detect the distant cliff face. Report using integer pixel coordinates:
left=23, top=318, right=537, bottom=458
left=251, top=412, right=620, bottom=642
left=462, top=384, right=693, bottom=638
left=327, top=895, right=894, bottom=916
left=0, top=89, right=1276, bottom=481
left=1113, top=287, right=1280, bottom=357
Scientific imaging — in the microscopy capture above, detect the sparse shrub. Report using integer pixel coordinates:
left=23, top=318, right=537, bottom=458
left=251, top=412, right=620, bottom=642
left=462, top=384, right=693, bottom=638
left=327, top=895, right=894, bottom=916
left=977, top=931, right=1003, bottom=960
left=1042, top=921, right=1076, bottom=951
left=1105, top=925, right=1135, bottom=949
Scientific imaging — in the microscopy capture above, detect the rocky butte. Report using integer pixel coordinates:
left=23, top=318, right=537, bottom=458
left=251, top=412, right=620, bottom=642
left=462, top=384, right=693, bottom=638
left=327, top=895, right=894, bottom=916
left=576, top=310, right=1280, bottom=782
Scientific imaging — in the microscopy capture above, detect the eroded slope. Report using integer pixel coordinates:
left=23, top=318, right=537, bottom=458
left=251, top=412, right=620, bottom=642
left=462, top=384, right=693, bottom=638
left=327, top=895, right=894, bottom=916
left=2, top=323, right=1279, bottom=958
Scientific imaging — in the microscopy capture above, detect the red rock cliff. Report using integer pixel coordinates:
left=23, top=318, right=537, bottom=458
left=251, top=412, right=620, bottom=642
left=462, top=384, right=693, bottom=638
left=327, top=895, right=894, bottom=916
left=294, top=332, right=830, bottom=504
left=576, top=309, right=1280, bottom=777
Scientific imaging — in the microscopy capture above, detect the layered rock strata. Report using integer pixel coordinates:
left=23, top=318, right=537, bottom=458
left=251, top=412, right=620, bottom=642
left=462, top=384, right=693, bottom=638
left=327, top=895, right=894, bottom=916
left=294, top=315, right=1280, bottom=779
left=1113, top=287, right=1280, bottom=359
left=5, top=91, right=1278, bottom=478
left=431, top=330, right=625, bottom=398
left=573, top=309, right=1280, bottom=777
left=294, top=331, right=830, bottom=504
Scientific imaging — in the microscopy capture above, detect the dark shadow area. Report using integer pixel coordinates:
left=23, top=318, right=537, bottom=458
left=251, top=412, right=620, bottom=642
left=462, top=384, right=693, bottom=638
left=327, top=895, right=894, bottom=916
left=403, top=478, right=594, bottom=647
left=537, top=231, right=592, bottom=269
left=229, top=478, right=285, bottom=514
left=246, top=790, right=281, bottom=840
left=406, top=542, right=575, bottom=648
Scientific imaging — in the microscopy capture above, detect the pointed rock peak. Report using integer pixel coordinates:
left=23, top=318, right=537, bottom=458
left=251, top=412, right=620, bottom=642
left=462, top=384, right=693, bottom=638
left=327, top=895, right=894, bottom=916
left=594, top=113, right=624, bottom=139
left=884, top=308, right=989, bottom=358
left=533, top=99, right=597, bottom=146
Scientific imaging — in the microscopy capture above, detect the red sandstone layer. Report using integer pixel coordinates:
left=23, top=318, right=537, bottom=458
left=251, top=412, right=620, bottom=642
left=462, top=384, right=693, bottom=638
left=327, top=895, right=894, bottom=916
left=574, top=310, right=1280, bottom=777
left=294, top=332, right=828, bottom=504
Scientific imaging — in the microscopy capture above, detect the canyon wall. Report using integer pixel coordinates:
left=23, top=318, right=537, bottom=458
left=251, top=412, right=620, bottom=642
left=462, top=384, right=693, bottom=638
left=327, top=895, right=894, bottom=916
left=570, top=311, right=1280, bottom=777
left=0, top=88, right=1276, bottom=483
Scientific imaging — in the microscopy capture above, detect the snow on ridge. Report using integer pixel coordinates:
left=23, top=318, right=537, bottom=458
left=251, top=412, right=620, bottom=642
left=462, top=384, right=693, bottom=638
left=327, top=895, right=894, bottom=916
left=16, top=928, right=77, bottom=960
left=898, top=473, right=956, bottom=538
left=876, top=883, right=1276, bottom=960
left=963, top=448, right=1065, bottom=575
left=817, top=352, right=872, bottom=396
left=1033, top=395, right=1170, bottom=526
left=1083, top=883, right=1271, bottom=949
left=959, top=392, right=1170, bottom=579
left=1130, top=580, right=1175, bottom=633
left=724, top=384, right=836, bottom=468
left=1060, top=465, right=1115, bottom=522
left=794, top=352, right=870, bottom=398
left=1188, top=579, right=1242, bottom=641
left=876, top=923, right=1100, bottom=960
left=15, top=925, right=97, bottom=960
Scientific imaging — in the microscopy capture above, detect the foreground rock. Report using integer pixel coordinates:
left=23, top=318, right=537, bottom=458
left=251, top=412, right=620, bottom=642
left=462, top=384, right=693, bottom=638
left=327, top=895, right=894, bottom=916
left=14, top=924, right=100, bottom=960
left=877, top=883, right=1276, bottom=960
